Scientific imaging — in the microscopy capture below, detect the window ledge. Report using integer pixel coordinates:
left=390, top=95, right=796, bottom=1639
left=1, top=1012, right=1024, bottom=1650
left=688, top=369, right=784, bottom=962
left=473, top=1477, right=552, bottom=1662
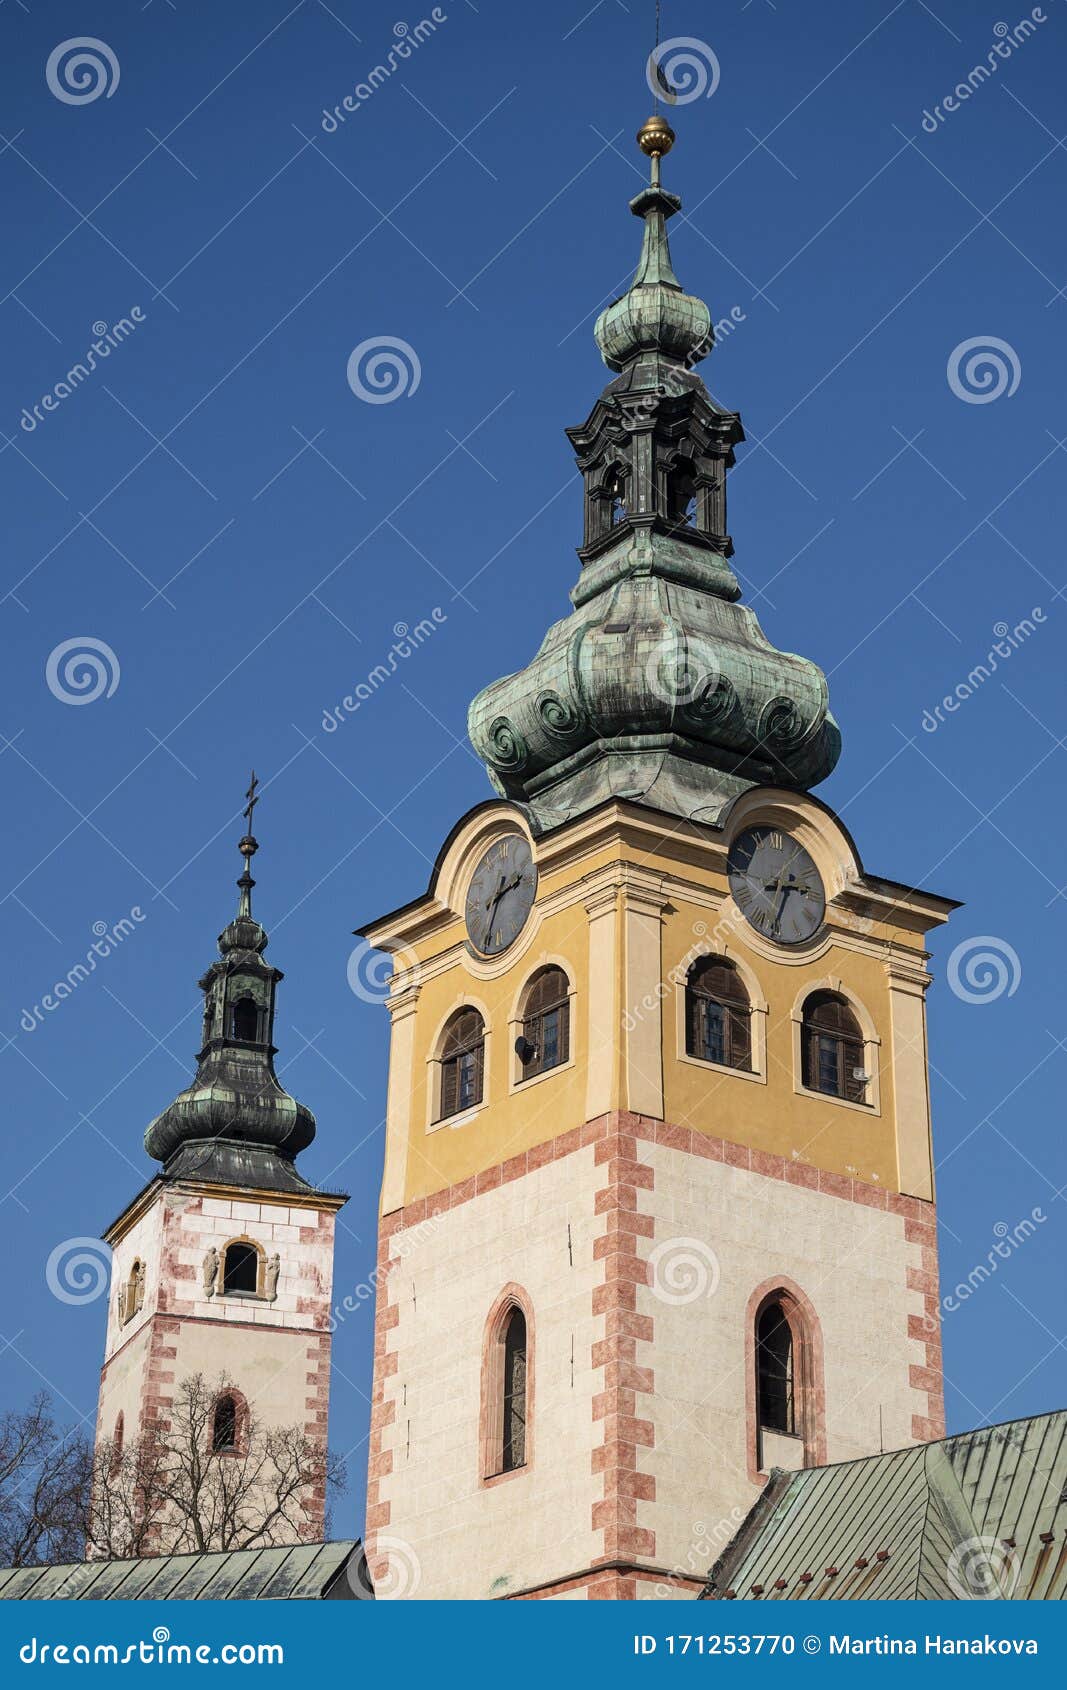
left=427, top=1100, right=488, bottom=1135
left=794, top=1081, right=877, bottom=1117
left=677, top=1049, right=766, bottom=1086
left=481, top=1463, right=528, bottom=1489
left=509, top=1053, right=577, bottom=1095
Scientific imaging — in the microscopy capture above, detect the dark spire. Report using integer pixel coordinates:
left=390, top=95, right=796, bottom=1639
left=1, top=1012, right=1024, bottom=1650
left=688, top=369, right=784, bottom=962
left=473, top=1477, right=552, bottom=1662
left=468, top=122, right=841, bottom=831
left=144, top=779, right=319, bottom=1195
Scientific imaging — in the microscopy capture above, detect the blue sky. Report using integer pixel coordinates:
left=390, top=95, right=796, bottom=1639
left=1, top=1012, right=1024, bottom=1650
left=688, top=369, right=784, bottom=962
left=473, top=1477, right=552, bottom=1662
left=1, top=0, right=1065, bottom=1540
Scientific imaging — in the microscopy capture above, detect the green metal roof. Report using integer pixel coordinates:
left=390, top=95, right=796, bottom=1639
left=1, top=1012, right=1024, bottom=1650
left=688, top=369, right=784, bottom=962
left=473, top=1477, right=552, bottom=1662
left=0, top=1540, right=364, bottom=1601
left=704, top=1411, right=1067, bottom=1601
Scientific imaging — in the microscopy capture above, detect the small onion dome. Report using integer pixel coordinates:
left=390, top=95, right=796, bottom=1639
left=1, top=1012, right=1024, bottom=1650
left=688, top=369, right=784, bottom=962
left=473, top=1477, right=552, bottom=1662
left=594, top=162, right=711, bottom=373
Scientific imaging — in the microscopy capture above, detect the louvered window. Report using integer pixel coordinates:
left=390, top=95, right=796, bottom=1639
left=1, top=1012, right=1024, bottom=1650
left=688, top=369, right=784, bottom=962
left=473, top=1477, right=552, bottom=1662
left=501, top=1308, right=527, bottom=1472
left=519, top=968, right=570, bottom=1081
left=801, top=991, right=867, bottom=1102
left=685, top=957, right=752, bottom=1071
left=439, top=1008, right=485, bottom=1120
left=756, top=1302, right=795, bottom=1435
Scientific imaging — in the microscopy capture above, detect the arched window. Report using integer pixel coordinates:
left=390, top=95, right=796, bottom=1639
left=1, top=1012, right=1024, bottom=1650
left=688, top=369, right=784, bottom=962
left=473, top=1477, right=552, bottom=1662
left=756, top=1301, right=794, bottom=1434
left=229, top=996, right=259, bottom=1042
left=109, top=1412, right=124, bottom=1477
left=222, top=1241, right=259, bottom=1296
left=801, top=991, right=867, bottom=1102
left=212, top=1394, right=237, bottom=1453
left=439, top=1008, right=485, bottom=1120
left=517, top=967, right=570, bottom=1081
left=606, top=467, right=627, bottom=526
left=685, top=957, right=752, bottom=1071
left=501, top=1307, right=528, bottom=1472
left=667, top=461, right=698, bottom=526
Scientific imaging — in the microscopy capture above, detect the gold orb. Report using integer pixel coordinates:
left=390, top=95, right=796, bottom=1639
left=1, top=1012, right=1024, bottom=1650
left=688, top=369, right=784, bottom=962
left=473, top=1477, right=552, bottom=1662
left=637, top=113, right=675, bottom=157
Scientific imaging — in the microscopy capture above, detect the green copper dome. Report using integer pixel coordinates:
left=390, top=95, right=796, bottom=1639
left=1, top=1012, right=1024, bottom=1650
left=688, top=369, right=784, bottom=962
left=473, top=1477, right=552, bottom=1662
left=468, top=122, right=840, bottom=832
left=144, top=801, right=318, bottom=1196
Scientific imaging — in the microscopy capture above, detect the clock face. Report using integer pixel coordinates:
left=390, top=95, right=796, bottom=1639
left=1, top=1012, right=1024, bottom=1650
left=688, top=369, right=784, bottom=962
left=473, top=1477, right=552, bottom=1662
left=464, top=833, right=537, bottom=957
left=727, top=826, right=826, bottom=946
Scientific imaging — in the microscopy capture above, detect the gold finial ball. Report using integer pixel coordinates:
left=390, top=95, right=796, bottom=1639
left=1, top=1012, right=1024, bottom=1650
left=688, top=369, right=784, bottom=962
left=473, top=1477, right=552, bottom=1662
left=637, top=113, right=675, bottom=158
left=238, top=834, right=259, bottom=859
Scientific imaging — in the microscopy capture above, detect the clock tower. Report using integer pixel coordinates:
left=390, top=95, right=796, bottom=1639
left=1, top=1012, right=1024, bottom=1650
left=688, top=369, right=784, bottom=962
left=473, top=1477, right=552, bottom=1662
left=360, top=117, right=956, bottom=1601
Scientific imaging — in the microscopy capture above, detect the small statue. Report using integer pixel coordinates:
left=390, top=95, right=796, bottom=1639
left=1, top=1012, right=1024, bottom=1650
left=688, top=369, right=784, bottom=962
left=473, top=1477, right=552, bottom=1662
left=202, top=1246, right=219, bottom=1300
left=133, top=1260, right=146, bottom=1313
left=116, top=1285, right=127, bottom=1325
left=265, top=1252, right=281, bottom=1302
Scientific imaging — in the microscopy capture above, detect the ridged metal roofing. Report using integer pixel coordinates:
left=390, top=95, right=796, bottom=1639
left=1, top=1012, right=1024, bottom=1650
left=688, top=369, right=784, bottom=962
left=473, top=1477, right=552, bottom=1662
left=0, top=1540, right=362, bottom=1601
left=704, top=1412, right=1067, bottom=1601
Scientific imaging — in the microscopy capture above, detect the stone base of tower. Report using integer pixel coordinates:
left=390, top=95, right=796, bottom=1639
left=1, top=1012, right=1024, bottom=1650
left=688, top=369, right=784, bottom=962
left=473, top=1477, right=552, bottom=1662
left=367, top=1113, right=943, bottom=1601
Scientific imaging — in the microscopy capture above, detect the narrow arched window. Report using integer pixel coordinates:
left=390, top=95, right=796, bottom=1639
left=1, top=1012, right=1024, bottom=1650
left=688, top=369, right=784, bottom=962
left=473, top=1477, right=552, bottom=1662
left=109, top=1412, right=124, bottom=1477
left=667, top=461, right=698, bottom=526
left=604, top=465, right=627, bottom=526
left=801, top=991, right=867, bottom=1101
left=212, top=1394, right=237, bottom=1452
left=685, top=957, right=751, bottom=1071
left=756, top=1301, right=795, bottom=1435
left=229, top=997, right=259, bottom=1042
left=518, top=967, right=570, bottom=1081
left=222, top=1241, right=259, bottom=1296
left=439, top=1008, right=485, bottom=1120
left=501, top=1308, right=527, bottom=1473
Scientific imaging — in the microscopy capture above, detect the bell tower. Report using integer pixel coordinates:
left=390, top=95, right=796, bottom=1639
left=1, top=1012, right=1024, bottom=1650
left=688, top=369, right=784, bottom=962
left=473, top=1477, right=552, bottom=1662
left=95, top=781, right=346, bottom=1546
left=360, top=119, right=956, bottom=1601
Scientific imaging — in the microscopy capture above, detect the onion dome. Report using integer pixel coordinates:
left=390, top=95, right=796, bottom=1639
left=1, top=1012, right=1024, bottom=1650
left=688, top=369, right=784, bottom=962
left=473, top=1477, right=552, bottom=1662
left=468, top=124, right=840, bottom=832
left=595, top=116, right=712, bottom=373
left=143, top=777, right=318, bottom=1195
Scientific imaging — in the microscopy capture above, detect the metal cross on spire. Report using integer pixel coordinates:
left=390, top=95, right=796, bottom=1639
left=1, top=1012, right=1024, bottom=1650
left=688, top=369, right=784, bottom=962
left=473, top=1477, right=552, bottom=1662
left=237, top=769, right=260, bottom=917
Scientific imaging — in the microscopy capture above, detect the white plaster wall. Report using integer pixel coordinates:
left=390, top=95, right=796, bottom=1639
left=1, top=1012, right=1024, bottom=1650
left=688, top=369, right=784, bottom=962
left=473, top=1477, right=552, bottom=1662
left=380, top=1147, right=604, bottom=1600
left=103, top=1201, right=164, bottom=1359
left=170, top=1195, right=334, bottom=1328
left=637, top=1142, right=927, bottom=1576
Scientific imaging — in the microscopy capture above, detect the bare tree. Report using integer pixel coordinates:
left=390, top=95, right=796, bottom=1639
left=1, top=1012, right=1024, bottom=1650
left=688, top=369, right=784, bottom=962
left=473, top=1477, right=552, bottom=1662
left=0, top=1394, right=91, bottom=1566
left=86, top=1373, right=344, bottom=1559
